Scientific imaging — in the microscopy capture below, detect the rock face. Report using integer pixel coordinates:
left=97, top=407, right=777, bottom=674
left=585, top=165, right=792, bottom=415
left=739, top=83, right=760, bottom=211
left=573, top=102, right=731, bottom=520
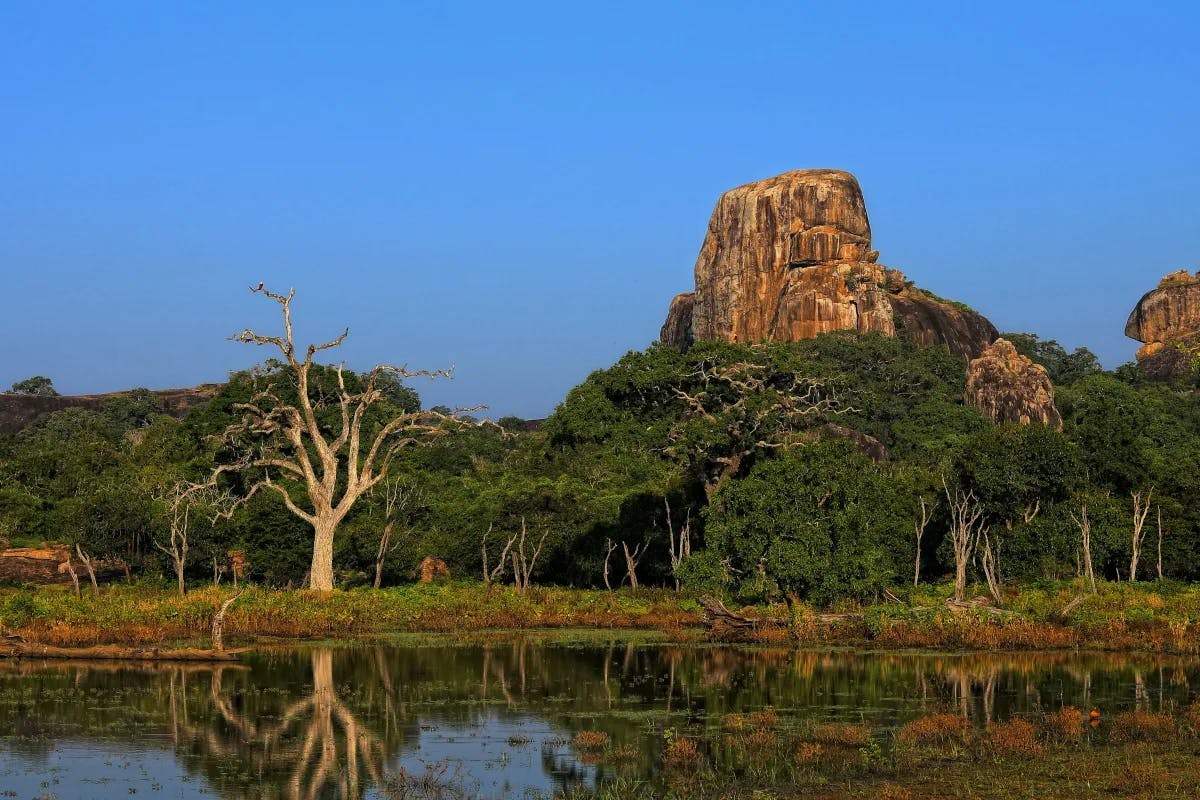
left=0, top=385, right=218, bottom=435
left=660, top=169, right=997, bottom=360
left=1125, top=270, right=1200, bottom=379
left=965, top=339, right=1062, bottom=429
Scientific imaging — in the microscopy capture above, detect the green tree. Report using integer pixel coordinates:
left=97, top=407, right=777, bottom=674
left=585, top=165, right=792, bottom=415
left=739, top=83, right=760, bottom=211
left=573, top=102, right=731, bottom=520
left=8, top=376, right=58, bottom=396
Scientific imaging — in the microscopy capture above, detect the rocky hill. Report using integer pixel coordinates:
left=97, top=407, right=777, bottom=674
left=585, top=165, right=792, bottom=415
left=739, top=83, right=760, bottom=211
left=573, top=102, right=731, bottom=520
left=0, top=385, right=219, bottom=434
left=660, top=169, right=997, bottom=360
left=1126, top=269, right=1200, bottom=380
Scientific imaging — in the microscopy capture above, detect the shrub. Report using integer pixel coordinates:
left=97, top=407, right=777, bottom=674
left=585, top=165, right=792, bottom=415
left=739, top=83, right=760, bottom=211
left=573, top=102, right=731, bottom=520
left=985, top=718, right=1043, bottom=758
left=1043, top=706, right=1084, bottom=742
left=896, top=713, right=971, bottom=746
left=1108, top=710, right=1177, bottom=743
left=663, top=737, right=702, bottom=770
left=573, top=730, right=610, bottom=751
left=806, top=722, right=871, bottom=747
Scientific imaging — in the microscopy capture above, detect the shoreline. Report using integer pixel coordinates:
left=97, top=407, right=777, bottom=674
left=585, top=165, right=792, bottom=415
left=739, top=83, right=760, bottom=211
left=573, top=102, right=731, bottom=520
left=2, top=581, right=1198, bottom=658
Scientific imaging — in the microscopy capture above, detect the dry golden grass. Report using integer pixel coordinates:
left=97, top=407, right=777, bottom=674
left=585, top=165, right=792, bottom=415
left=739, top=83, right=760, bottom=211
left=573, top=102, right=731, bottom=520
left=1043, top=706, right=1084, bottom=742
left=985, top=718, right=1043, bottom=758
left=896, top=712, right=971, bottom=746
left=663, top=737, right=703, bottom=770
left=806, top=721, right=872, bottom=747
left=1108, top=710, right=1177, bottom=743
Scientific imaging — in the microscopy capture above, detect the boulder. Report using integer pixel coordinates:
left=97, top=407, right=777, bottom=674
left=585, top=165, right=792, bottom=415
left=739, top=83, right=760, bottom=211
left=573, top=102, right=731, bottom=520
left=1125, top=270, right=1200, bottom=378
left=660, top=169, right=996, bottom=359
left=965, top=339, right=1062, bottom=429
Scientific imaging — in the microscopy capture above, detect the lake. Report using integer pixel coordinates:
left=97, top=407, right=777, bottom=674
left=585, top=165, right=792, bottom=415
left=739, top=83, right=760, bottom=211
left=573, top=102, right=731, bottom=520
left=0, top=635, right=1195, bottom=799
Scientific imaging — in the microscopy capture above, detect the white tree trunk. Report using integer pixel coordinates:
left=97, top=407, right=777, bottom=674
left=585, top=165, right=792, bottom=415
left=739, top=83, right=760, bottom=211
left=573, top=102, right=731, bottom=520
left=309, top=518, right=337, bottom=592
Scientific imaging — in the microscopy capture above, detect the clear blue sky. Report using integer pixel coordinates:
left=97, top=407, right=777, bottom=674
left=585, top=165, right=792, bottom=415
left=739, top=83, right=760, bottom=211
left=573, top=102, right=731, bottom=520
left=2, top=2, right=1197, bottom=418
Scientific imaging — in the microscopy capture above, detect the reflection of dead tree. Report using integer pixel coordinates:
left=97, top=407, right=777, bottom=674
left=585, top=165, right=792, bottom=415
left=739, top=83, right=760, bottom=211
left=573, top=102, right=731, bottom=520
left=1130, top=488, right=1154, bottom=581
left=204, top=648, right=388, bottom=800
left=510, top=518, right=547, bottom=592
left=664, top=498, right=691, bottom=591
left=602, top=538, right=618, bottom=591
left=621, top=541, right=644, bottom=589
left=913, top=496, right=935, bottom=587
left=1070, top=503, right=1097, bottom=594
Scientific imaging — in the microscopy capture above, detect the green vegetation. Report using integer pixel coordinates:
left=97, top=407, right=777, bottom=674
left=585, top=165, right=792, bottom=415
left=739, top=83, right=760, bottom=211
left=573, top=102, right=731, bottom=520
left=2, top=315, right=1199, bottom=636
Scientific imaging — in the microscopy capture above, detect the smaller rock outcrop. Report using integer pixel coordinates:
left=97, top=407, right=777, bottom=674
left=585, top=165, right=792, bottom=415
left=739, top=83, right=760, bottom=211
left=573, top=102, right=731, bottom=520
left=0, top=385, right=219, bottom=435
left=1125, top=270, right=1200, bottom=379
left=965, top=339, right=1062, bottom=429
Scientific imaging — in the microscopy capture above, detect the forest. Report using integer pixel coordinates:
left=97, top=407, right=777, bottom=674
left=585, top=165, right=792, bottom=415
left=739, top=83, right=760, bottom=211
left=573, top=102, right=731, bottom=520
left=2, top=290, right=1198, bottom=615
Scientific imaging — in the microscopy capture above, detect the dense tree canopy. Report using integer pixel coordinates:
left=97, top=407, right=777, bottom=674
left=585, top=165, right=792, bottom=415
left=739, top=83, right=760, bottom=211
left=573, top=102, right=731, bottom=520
left=2, top=330, right=1199, bottom=602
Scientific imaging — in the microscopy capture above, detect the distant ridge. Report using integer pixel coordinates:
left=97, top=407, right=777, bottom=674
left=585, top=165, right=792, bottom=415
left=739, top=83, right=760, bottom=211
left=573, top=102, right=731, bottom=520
left=0, top=385, right=220, bottom=434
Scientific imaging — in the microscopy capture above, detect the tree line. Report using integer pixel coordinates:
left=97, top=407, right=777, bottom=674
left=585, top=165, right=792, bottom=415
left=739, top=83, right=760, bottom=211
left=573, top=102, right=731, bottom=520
left=2, top=288, right=1198, bottom=604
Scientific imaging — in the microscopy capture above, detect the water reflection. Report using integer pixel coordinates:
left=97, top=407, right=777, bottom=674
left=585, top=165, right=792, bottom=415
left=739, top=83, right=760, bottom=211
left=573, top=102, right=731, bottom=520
left=0, top=641, right=1196, bottom=799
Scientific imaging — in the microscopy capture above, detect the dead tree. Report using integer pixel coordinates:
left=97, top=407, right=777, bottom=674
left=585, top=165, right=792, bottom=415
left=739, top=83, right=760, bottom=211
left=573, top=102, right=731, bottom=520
left=509, top=517, right=547, bottom=592
left=1069, top=503, right=1097, bottom=595
left=665, top=357, right=849, bottom=500
left=602, top=538, right=618, bottom=591
left=622, top=541, right=644, bottom=590
left=75, top=545, right=99, bottom=594
left=1156, top=506, right=1165, bottom=581
left=482, top=524, right=517, bottom=588
left=1130, top=488, right=1154, bottom=582
left=155, top=482, right=233, bottom=597
left=58, top=560, right=81, bottom=598
left=978, top=529, right=1003, bottom=603
left=664, top=498, right=691, bottom=591
left=372, top=478, right=418, bottom=589
left=211, top=285, right=479, bottom=591
left=211, top=591, right=242, bottom=652
left=943, top=477, right=986, bottom=603
left=913, top=496, right=935, bottom=587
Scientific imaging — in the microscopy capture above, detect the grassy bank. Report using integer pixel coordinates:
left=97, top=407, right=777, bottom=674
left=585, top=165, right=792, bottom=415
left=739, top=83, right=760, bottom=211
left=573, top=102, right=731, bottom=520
left=1, top=580, right=1199, bottom=653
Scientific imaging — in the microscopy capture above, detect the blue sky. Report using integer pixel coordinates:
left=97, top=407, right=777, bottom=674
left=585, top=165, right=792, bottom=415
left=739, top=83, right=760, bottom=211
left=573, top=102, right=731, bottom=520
left=2, top=2, right=1197, bottom=418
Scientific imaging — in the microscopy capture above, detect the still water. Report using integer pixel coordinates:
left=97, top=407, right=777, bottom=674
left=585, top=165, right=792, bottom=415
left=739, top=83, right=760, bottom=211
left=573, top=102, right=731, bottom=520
left=0, top=636, right=1195, bottom=799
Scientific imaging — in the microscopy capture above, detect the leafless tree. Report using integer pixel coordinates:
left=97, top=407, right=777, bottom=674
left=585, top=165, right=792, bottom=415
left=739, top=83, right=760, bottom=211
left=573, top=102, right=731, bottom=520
left=978, top=529, right=1003, bottom=603
left=664, top=498, right=691, bottom=591
left=210, top=286, right=479, bottom=591
left=1130, top=487, right=1154, bottom=582
left=155, top=482, right=233, bottom=596
left=75, top=544, right=98, bottom=594
left=913, top=496, right=935, bottom=587
left=665, top=357, right=848, bottom=500
left=57, top=560, right=81, bottom=598
left=509, top=517, right=547, bottom=592
left=1069, top=503, right=1097, bottom=595
left=211, top=591, right=242, bottom=652
left=943, top=477, right=986, bottom=603
left=1156, top=506, right=1165, bottom=581
left=622, top=540, right=644, bottom=589
left=481, top=523, right=517, bottom=589
left=602, top=537, right=618, bottom=591
left=372, top=478, right=419, bottom=589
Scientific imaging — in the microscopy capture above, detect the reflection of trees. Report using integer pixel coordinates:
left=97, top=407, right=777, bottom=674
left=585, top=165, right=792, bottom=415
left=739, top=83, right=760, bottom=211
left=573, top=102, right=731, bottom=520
left=3, top=641, right=1200, bottom=799
left=175, top=648, right=394, bottom=800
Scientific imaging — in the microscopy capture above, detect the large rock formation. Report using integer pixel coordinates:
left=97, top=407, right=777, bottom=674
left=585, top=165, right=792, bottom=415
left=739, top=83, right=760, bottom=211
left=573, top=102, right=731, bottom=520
left=0, top=385, right=219, bottom=435
left=965, top=338, right=1062, bottom=429
left=1125, top=270, right=1200, bottom=379
left=660, top=169, right=997, bottom=359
